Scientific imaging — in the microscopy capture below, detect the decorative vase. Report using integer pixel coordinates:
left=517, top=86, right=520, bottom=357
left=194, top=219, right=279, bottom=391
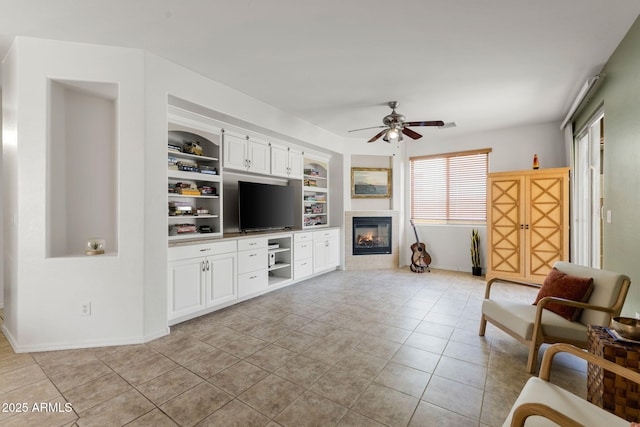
left=472, top=266, right=482, bottom=276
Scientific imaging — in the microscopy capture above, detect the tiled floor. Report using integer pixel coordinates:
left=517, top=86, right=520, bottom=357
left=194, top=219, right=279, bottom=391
left=0, top=268, right=587, bottom=426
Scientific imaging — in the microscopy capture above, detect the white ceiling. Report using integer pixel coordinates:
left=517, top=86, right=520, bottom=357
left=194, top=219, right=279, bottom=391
left=1, top=0, right=639, bottom=141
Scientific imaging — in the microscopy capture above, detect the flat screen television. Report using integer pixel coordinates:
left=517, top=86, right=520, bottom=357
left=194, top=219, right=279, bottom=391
left=238, top=181, right=295, bottom=232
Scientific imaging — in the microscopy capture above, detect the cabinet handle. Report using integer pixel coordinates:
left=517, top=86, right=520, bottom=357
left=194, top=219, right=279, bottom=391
left=520, top=224, right=524, bottom=229
left=249, top=253, right=257, bottom=257
left=201, top=261, right=206, bottom=272
left=206, top=260, right=210, bottom=271
left=325, top=241, right=329, bottom=247
left=525, top=224, right=529, bottom=229
left=200, top=248, right=211, bottom=252
left=250, top=275, right=257, bottom=279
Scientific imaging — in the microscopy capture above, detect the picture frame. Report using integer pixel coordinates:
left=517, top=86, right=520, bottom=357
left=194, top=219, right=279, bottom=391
left=351, top=167, right=392, bottom=199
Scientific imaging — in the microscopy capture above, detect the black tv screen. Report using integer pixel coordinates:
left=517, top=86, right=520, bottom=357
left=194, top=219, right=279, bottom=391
left=238, top=181, right=295, bottom=231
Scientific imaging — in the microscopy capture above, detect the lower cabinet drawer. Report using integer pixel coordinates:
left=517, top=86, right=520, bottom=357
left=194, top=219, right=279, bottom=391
left=238, top=269, right=268, bottom=298
left=294, top=241, right=313, bottom=261
left=294, top=258, right=313, bottom=280
left=237, top=248, right=268, bottom=275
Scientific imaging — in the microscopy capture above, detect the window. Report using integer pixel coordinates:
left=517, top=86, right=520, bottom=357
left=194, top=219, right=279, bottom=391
left=410, top=149, right=491, bottom=223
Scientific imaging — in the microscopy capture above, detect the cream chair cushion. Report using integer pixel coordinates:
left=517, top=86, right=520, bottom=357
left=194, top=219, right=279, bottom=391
left=502, top=376, right=629, bottom=427
left=481, top=300, right=588, bottom=342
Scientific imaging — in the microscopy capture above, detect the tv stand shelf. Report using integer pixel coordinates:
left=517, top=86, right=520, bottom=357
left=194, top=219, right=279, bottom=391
left=267, top=235, right=292, bottom=286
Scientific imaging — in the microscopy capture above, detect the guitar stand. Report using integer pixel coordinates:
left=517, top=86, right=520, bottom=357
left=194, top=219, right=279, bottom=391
left=410, top=264, right=430, bottom=273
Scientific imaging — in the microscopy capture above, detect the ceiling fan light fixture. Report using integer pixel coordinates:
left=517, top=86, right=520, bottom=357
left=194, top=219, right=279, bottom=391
left=383, top=126, right=401, bottom=142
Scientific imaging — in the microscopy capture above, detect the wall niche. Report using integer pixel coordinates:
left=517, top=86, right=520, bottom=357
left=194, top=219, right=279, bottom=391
left=47, top=79, right=118, bottom=257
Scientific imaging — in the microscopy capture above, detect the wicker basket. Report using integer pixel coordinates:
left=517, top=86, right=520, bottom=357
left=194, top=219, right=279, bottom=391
left=588, top=325, right=640, bottom=421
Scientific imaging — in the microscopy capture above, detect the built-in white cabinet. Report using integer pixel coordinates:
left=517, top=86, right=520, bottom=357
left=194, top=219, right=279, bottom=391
left=268, top=234, right=293, bottom=287
left=237, top=237, right=269, bottom=298
left=168, top=240, right=237, bottom=324
left=294, top=232, right=314, bottom=280
left=313, top=229, right=340, bottom=273
left=168, top=108, right=223, bottom=242
left=303, top=155, right=330, bottom=228
left=271, top=144, right=304, bottom=180
left=223, top=132, right=270, bottom=175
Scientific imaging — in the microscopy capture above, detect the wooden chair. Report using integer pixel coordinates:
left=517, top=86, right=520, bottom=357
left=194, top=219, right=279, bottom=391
left=479, top=261, right=631, bottom=373
left=504, top=343, right=640, bottom=426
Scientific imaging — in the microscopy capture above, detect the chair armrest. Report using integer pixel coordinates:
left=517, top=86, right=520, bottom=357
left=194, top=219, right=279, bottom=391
left=484, top=277, right=540, bottom=299
left=510, top=402, right=583, bottom=427
left=534, top=296, right=616, bottom=325
left=538, top=343, right=640, bottom=384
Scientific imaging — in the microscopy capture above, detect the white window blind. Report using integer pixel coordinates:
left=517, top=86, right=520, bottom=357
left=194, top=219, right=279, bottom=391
left=410, top=149, right=490, bottom=223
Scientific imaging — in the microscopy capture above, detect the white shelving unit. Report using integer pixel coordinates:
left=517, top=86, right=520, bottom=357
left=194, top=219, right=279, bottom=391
left=303, top=156, right=329, bottom=229
left=168, top=108, right=223, bottom=242
left=268, top=235, right=293, bottom=287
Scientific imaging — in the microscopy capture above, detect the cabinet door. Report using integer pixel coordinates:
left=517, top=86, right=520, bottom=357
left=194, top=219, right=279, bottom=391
left=270, top=145, right=290, bottom=178
left=313, top=239, right=328, bottom=272
left=248, top=139, right=270, bottom=175
left=168, top=258, right=206, bottom=320
left=223, top=133, right=249, bottom=170
left=326, top=237, right=340, bottom=269
left=206, top=252, right=237, bottom=307
left=526, top=173, right=568, bottom=281
left=288, top=149, right=304, bottom=180
left=487, top=175, right=525, bottom=279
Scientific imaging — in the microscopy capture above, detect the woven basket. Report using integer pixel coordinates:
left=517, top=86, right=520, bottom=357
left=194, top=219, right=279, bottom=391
left=588, top=325, right=640, bottom=421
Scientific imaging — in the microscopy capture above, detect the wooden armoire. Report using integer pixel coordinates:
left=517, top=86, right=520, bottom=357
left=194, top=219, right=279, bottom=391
left=486, top=167, right=570, bottom=284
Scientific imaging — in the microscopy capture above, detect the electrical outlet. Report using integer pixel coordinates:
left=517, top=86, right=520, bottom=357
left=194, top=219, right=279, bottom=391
left=80, top=301, right=92, bottom=316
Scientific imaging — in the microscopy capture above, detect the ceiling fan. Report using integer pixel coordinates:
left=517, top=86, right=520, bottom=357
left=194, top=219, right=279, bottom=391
left=348, top=101, right=445, bottom=143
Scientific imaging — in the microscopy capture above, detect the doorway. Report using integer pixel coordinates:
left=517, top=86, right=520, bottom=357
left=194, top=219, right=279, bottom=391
left=572, top=109, right=604, bottom=268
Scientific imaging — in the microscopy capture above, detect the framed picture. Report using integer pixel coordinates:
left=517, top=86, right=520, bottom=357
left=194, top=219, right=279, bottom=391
left=351, top=167, right=392, bottom=198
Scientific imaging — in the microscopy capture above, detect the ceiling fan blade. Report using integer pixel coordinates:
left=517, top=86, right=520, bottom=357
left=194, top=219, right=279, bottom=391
left=404, top=120, right=445, bottom=127
left=402, top=127, right=423, bottom=140
left=368, top=130, right=386, bottom=143
left=348, top=125, right=386, bottom=133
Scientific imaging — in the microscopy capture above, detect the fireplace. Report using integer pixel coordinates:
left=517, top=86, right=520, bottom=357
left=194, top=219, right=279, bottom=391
left=352, top=216, right=392, bottom=255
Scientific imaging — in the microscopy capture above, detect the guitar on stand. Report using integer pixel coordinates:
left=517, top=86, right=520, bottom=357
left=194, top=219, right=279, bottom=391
left=409, top=219, right=431, bottom=273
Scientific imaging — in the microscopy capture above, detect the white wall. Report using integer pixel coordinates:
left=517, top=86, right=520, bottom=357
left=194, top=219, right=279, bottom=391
left=0, top=86, right=3, bottom=309
left=403, top=122, right=567, bottom=273
left=2, top=38, right=147, bottom=352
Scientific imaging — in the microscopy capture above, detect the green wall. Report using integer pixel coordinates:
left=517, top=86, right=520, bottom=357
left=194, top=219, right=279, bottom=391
left=575, top=16, right=640, bottom=316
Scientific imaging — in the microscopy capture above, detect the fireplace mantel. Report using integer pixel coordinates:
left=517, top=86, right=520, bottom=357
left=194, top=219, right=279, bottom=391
left=344, top=211, right=399, bottom=270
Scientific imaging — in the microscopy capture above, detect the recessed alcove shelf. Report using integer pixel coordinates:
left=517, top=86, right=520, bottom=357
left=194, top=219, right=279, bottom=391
left=47, top=79, right=118, bottom=258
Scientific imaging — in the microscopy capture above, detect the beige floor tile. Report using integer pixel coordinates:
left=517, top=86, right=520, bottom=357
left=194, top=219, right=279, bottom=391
left=245, top=344, right=297, bottom=372
left=310, top=367, right=371, bottom=408
left=274, top=354, right=332, bottom=387
left=113, top=352, right=179, bottom=386
left=409, top=400, right=477, bottom=427
left=160, top=382, right=232, bottom=426
left=196, top=399, right=270, bottom=426
left=63, top=372, right=131, bottom=414
left=422, top=375, right=484, bottom=420
left=0, top=353, right=36, bottom=376
left=337, top=410, right=386, bottom=426
left=273, top=330, right=319, bottom=353
left=0, top=268, right=589, bottom=427
left=335, top=349, right=388, bottom=381
left=391, top=345, right=441, bottom=373
left=434, top=356, right=487, bottom=390
left=0, top=379, right=62, bottom=424
left=208, top=360, right=270, bottom=396
left=0, top=363, right=48, bottom=395
left=374, top=362, right=431, bottom=398
left=274, top=390, right=348, bottom=427
left=48, top=358, right=114, bottom=392
left=216, top=334, right=269, bottom=358
left=182, top=348, right=240, bottom=379
left=77, top=389, right=153, bottom=426
left=98, top=344, right=159, bottom=370
left=352, top=383, right=419, bottom=426
left=127, top=408, right=179, bottom=426
left=136, top=367, right=203, bottom=406
left=238, top=374, right=304, bottom=418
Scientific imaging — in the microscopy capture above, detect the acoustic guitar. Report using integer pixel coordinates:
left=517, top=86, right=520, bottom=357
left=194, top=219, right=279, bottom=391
left=409, top=219, right=431, bottom=273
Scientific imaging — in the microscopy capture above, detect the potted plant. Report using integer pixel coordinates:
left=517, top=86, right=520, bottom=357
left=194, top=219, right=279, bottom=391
left=471, top=229, right=481, bottom=276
